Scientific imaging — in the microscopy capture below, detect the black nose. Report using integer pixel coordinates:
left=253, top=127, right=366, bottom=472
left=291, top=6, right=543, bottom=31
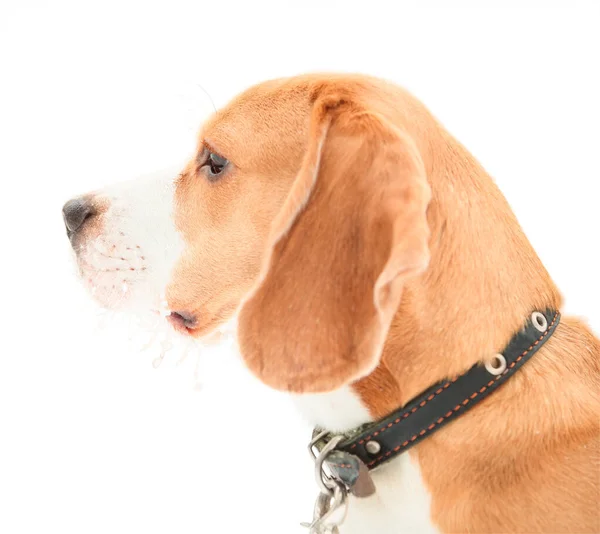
left=62, top=197, right=96, bottom=235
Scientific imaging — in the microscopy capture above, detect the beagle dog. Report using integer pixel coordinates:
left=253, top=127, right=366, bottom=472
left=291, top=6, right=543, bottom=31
left=63, top=73, right=600, bottom=533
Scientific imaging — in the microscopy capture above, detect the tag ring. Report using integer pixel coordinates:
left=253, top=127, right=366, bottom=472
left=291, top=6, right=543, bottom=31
left=312, top=434, right=345, bottom=494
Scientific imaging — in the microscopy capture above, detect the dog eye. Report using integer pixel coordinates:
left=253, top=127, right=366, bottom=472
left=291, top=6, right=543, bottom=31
left=202, top=152, right=229, bottom=180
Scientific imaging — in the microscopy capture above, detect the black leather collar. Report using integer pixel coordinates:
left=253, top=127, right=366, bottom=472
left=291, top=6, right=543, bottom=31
left=315, top=309, right=560, bottom=495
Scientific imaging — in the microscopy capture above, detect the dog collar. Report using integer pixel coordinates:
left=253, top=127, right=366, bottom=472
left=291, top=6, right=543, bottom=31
left=307, top=309, right=560, bottom=504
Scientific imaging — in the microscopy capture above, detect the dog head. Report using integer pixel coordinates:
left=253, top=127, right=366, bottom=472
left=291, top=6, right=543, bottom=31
left=64, top=74, right=431, bottom=393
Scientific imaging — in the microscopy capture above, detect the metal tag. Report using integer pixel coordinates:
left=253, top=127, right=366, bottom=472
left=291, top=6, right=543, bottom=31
left=325, top=451, right=376, bottom=498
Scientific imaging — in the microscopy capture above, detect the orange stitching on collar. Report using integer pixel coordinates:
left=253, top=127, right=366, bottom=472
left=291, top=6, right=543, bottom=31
left=351, top=380, right=457, bottom=449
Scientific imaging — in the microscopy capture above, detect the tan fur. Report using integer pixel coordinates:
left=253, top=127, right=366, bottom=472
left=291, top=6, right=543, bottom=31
left=167, top=73, right=600, bottom=532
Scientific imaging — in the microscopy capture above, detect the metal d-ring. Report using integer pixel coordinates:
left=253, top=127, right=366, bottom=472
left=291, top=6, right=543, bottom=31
left=303, top=431, right=349, bottom=533
left=308, top=430, right=330, bottom=461
left=313, top=435, right=345, bottom=494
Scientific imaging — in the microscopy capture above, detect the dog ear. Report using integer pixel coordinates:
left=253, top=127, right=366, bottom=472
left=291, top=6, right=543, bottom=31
left=237, top=96, right=431, bottom=393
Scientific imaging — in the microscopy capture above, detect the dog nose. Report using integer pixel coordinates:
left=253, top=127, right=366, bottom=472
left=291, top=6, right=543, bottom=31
left=62, top=197, right=96, bottom=234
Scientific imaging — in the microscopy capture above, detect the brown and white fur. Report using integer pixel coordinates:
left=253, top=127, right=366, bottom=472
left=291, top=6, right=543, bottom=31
left=63, top=74, right=600, bottom=533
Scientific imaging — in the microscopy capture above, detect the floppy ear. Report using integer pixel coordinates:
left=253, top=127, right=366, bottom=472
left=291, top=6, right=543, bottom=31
left=237, top=97, right=431, bottom=393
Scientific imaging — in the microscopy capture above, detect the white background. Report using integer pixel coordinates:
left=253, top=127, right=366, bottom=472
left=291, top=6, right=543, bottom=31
left=1, top=1, right=599, bottom=533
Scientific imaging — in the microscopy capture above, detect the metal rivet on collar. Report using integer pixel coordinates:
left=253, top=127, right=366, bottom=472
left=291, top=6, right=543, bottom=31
left=485, top=353, right=507, bottom=376
left=531, top=311, right=548, bottom=332
left=365, top=441, right=381, bottom=455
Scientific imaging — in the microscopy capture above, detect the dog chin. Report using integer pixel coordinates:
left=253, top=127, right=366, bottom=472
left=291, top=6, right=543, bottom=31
left=73, top=230, right=182, bottom=316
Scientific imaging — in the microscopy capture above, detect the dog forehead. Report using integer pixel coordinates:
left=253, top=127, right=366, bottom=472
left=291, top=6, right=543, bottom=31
left=201, top=80, right=313, bottom=150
